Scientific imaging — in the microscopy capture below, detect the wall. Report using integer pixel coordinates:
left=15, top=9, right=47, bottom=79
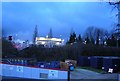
left=0, top=63, right=68, bottom=79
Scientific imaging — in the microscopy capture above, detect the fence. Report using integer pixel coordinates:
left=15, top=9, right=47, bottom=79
left=90, top=56, right=103, bottom=69
left=0, top=63, right=68, bottom=79
left=78, top=56, right=90, bottom=66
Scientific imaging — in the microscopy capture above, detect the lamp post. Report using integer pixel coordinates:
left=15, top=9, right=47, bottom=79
left=68, top=64, right=74, bottom=81
left=68, top=66, right=70, bottom=81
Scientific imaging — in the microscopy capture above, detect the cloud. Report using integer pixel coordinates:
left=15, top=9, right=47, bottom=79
left=2, top=2, right=117, bottom=42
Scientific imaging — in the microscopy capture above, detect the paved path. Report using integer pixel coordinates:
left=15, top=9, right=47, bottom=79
left=70, top=68, right=118, bottom=79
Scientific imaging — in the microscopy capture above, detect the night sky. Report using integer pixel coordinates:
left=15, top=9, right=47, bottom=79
left=2, top=2, right=117, bottom=43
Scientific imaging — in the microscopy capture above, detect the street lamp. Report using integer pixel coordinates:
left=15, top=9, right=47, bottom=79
left=68, top=64, right=74, bottom=81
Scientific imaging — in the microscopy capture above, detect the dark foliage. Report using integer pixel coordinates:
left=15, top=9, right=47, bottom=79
left=19, top=43, right=83, bottom=61
left=2, top=39, right=18, bottom=58
left=18, top=43, right=120, bottom=61
left=67, top=32, right=76, bottom=44
left=81, top=44, right=120, bottom=56
left=76, top=34, right=82, bottom=43
left=106, top=34, right=120, bottom=47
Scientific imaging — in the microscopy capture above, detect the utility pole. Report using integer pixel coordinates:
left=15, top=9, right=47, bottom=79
left=68, top=70, right=70, bottom=81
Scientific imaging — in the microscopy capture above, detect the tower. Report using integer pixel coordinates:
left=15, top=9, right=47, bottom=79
left=48, top=28, right=53, bottom=38
left=33, top=25, right=38, bottom=44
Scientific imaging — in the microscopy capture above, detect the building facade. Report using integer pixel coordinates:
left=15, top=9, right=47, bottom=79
left=35, top=37, right=64, bottom=47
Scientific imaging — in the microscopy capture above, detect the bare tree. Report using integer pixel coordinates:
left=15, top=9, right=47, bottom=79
left=109, top=1, right=120, bottom=47
left=84, top=26, right=95, bottom=44
left=84, top=26, right=108, bottom=45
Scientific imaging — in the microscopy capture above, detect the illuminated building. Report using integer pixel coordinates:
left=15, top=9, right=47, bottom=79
left=35, top=37, right=64, bottom=47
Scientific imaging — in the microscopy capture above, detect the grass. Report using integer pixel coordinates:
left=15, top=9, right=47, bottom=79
left=76, top=66, right=106, bottom=73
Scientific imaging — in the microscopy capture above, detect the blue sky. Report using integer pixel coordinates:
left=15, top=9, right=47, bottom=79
left=2, top=2, right=117, bottom=42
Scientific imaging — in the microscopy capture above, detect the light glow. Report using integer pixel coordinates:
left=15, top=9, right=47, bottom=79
left=56, top=42, right=60, bottom=45
left=41, top=41, right=46, bottom=44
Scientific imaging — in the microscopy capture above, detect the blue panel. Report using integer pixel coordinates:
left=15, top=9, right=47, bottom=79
left=9, top=65, right=17, bottom=77
left=58, top=71, right=68, bottom=79
left=23, top=67, right=32, bottom=79
left=16, top=66, right=24, bottom=78
left=31, top=68, right=40, bottom=79
left=2, top=64, right=11, bottom=77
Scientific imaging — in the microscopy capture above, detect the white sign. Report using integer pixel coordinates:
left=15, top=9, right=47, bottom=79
left=40, top=65, right=44, bottom=68
left=17, top=66, right=23, bottom=72
left=108, top=68, right=113, bottom=73
left=48, top=70, right=58, bottom=78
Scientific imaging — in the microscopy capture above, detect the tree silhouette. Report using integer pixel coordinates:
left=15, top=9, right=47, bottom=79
left=84, top=26, right=107, bottom=45
left=2, top=39, right=18, bottom=58
left=109, top=1, right=120, bottom=47
left=76, top=34, right=82, bottom=43
left=48, top=28, right=53, bottom=38
left=85, top=36, right=90, bottom=44
left=67, top=32, right=76, bottom=44
left=111, top=34, right=116, bottom=46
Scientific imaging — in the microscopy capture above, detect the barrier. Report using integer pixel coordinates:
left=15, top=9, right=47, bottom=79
left=0, top=63, right=68, bottom=79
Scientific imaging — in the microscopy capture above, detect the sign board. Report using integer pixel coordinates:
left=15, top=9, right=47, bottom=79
left=17, top=66, right=23, bottom=72
left=48, top=70, right=58, bottom=78
left=40, top=65, right=44, bottom=68
left=40, top=73, right=48, bottom=78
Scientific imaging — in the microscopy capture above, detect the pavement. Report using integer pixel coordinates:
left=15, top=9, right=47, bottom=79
left=70, top=68, right=118, bottom=80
